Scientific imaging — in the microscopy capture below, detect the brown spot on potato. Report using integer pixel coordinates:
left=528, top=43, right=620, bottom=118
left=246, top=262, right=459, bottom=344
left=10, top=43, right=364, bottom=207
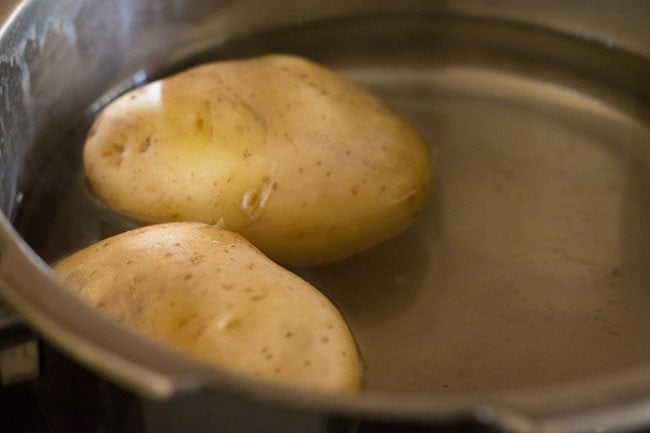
left=195, top=116, right=205, bottom=133
left=178, top=313, right=198, bottom=328
left=102, top=142, right=126, bottom=166
left=189, top=253, right=205, bottom=265
left=321, top=337, right=330, bottom=344
left=285, top=331, right=293, bottom=338
left=139, top=136, right=152, bottom=153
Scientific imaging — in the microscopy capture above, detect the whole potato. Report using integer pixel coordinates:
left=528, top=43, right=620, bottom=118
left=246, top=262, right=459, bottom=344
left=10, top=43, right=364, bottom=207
left=84, top=54, right=432, bottom=265
left=54, top=222, right=361, bottom=392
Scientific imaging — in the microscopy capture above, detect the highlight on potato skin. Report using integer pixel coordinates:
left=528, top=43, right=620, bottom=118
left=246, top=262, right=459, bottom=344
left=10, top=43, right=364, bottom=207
left=84, top=54, right=433, bottom=266
left=53, top=222, right=362, bottom=393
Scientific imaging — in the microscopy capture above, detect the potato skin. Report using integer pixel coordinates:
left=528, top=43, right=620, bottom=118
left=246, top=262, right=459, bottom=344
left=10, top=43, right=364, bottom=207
left=53, top=223, right=361, bottom=392
left=84, top=54, right=432, bottom=265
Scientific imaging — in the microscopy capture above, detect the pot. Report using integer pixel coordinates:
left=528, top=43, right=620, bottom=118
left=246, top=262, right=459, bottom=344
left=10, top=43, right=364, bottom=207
left=0, top=1, right=649, bottom=432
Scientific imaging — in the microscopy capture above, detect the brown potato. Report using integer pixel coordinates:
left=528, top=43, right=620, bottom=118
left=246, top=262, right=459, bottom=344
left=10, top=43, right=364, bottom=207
left=84, top=54, right=432, bottom=265
left=53, top=222, right=361, bottom=392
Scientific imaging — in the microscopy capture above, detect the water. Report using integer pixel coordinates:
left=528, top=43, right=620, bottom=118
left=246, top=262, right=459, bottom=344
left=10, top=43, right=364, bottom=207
left=14, top=15, right=650, bottom=394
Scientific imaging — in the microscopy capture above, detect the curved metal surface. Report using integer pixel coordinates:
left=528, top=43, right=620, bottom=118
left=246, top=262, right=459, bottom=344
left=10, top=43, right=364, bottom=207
left=0, top=1, right=649, bottom=432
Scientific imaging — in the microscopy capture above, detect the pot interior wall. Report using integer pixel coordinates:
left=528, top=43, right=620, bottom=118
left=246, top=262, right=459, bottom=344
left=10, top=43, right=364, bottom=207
left=10, top=7, right=650, bottom=397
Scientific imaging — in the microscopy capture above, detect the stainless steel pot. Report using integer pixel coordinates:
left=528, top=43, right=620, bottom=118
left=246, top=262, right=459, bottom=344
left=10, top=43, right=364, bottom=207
left=0, top=1, right=649, bottom=432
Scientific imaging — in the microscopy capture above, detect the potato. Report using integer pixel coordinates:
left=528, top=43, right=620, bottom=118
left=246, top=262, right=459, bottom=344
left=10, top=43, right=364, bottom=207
left=53, top=222, right=361, bottom=392
left=84, top=54, right=432, bottom=265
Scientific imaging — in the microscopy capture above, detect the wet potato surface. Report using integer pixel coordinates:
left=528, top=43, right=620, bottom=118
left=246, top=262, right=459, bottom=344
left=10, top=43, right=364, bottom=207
left=83, top=54, right=433, bottom=266
left=54, top=223, right=361, bottom=393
